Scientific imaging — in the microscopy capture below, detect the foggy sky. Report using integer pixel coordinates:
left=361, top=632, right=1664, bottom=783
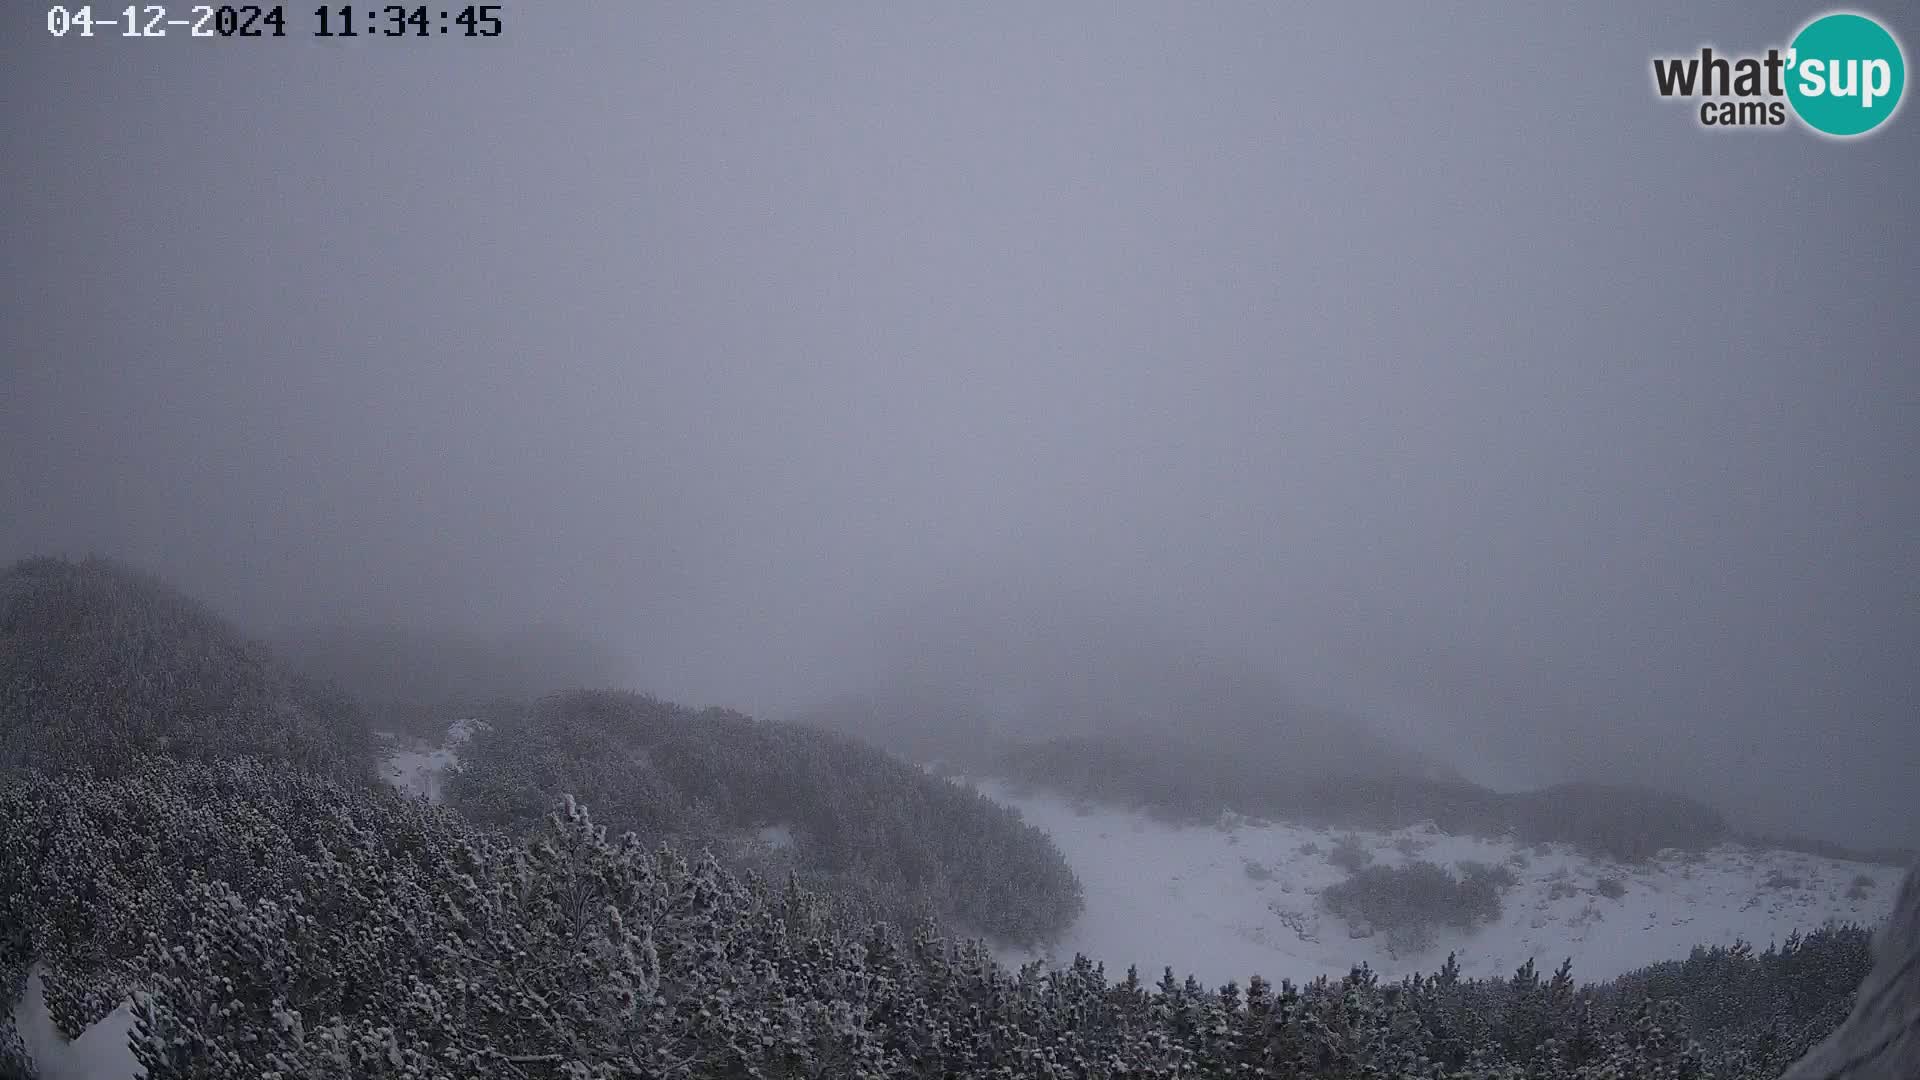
left=4, top=3, right=1916, bottom=847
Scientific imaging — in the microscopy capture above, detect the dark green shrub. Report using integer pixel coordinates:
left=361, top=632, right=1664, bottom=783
left=1459, top=859, right=1520, bottom=891
left=1321, top=860, right=1507, bottom=940
left=1327, top=833, right=1374, bottom=872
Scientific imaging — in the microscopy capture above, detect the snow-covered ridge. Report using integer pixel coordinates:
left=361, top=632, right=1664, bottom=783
left=973, top=779, right=1903, bottom=989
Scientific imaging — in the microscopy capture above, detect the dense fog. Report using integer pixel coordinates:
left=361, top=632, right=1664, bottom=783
left=4, top=1, right=1915, bottom=849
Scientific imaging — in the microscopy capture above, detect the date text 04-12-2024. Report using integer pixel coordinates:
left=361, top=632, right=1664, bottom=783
left=46, top=5, right=504, bottom=38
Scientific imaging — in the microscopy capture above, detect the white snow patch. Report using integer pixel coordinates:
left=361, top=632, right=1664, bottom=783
left=756, top=824, right=797, bottom=850
left=974, top=779, right=1901, bottom=989
left=445, top=717, right=486, bottom=746
left=8, top=965, right=142, bottom=1080
left=377, top=718, right=484, bottom=803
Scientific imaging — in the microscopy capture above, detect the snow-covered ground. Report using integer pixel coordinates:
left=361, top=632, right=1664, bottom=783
left=366, top=729, right=1902, bottom=992
left=9, top=966, right=141, bottom=1080
left=975, top=779, right=1903, bottom=988
left=376, top=717, right=483, bottom=802
left=9, top=735, right=1898, bottom=1080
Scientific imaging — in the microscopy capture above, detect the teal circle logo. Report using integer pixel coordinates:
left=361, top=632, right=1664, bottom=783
left=1787, top=12, right=1905, bottom=136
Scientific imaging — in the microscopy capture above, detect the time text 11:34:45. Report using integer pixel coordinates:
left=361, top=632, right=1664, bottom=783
left=46, top=5, right=504, bottom=38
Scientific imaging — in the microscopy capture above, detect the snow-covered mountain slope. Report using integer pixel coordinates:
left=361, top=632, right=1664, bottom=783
left=372, top=729, right=1902, bottom=991
left=975, top=780, right=1904, bottom=988
left=9, top=730, right=1892, bottom=1080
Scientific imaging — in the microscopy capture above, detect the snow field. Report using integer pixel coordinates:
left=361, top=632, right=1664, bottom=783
left=976, top=780, right=1901, bottom=989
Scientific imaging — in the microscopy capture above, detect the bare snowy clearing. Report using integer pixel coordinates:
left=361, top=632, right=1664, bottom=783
left=376, top=717, right=485, bottom=802
left=8, top=966, right=141, bottom=1080
left=974, top=779, right=1901, bottom=988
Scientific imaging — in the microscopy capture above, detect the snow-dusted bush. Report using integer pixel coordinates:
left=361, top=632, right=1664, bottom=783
left=1458, top=859, right=1520, bottom=891
left=1846, top=873, right=1877, bottom=901
left=1327, top=833, right=1375, bottom=873
left=1321, top=860, right=1507, bottom=943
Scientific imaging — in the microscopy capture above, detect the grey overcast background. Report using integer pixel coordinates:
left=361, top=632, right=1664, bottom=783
left=3, top=3, right=1915, bottom=847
